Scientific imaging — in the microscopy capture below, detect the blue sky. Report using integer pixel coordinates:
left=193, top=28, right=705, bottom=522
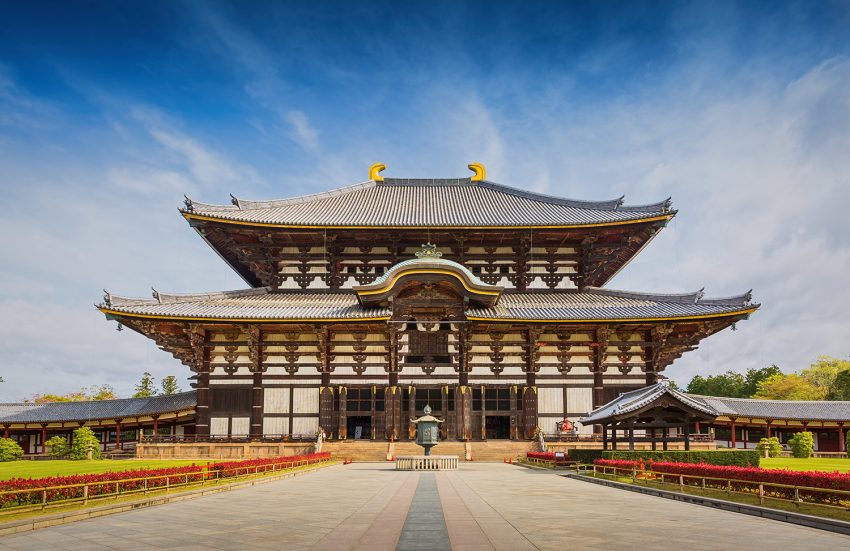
left=1, top=1, right=849, bottom=400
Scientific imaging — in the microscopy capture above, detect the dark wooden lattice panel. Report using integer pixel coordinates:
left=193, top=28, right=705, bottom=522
left=522, top=387, right=538, bottom=439
left=319, top=387, right=335, bottom=435
left=210, top=388, right=251, bottom=416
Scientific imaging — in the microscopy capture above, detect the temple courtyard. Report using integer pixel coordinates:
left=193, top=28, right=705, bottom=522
left=2, top=463, right=849, bottom=550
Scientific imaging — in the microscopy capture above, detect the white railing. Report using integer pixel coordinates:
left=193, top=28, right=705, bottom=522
left=396, top=455, right=458, bottom=470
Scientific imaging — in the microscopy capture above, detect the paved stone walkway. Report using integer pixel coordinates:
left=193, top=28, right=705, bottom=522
left=2, top=463, right=850, bottom=550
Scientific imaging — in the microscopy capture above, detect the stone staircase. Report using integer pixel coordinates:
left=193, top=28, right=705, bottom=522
left=322, top=440, right=534, bottom=462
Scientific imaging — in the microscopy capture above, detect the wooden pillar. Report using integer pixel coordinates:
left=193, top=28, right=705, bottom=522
left=457, top=325, right=469, bottom=387
left=2, top=425, right=9, bottom=438
left=611, top=426, right=617, bottom=450
left=456, top=385, right=472, bottom=441
left=651, top=428, right=657, bottom=450
left=662, top=427, right=668, bottom=451
left=388, top=325, right=399, bottom=387
left=591, top=328, right=610, bottom=434
left=766, top=421, right=772, bottom=439
left=839, top=425, right=845, bottom=453
left=40, top=425, right=47, bottom=454
left=152, top=417, right=159, bottom=438
left=628, top=424, right=635, bottom=451
left=251, top=370, right=264, bottom=438
left=730, top=419, right=737, bottom=448
left=115, top=421, right=122, bottom=450
left=338, top=386, right=348, bottom=439
left=683, top=418, right=691, bottom=451
left=602, top=423, right=608, bottom=450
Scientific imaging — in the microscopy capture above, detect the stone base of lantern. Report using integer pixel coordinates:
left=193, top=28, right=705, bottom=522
left=395, top=455, right=459, bottom=470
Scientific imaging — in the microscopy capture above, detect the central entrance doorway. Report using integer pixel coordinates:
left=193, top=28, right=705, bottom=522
left=485, top=415, right=510, bottom=439
left=346, top=415, right=372, bottom=439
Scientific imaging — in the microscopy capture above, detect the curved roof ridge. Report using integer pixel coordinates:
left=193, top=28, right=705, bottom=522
left=367, top=256, right=496, bottom=289
left=588, top=287, right=754, bottom=307
left=693, top=394, right=850, bottom=405
left=619, top=197, right=674, bottom=213
left=478, top=180, right=625, bottom=210
left=102, top=287, right=270, bottom=308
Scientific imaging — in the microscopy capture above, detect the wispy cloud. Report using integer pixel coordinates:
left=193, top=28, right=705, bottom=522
left=284, top=110, right=319, bottom=151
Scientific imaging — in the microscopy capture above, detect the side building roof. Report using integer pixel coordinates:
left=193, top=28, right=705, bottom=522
left=99, top=287, right=756, bottom=323
left=0, top=392, right=197, bottom=424
left=689, top=395, right=850, bottom=422
left=182, top=178, right=674, bottom=228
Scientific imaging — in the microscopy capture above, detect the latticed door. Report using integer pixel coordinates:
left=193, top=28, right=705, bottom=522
left=319, top=387, right=334, bottom=436
left=522, top=386, right=538, bottom=439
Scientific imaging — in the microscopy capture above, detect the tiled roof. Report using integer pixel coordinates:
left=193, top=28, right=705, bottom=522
left=689, top=395, right=850, bottom=422
left=0, top=392, right=197, bottom=424
left=100, top=287, right=754, bottom=321
left=102, top=290, right=391, bottom=320
left=367, top=257, right=492, bottom=288
left=467, top=288, right=755, bottom=320
left=183, top=178, right=674, bottom=227
left=581, top=382, right=717, bottom=424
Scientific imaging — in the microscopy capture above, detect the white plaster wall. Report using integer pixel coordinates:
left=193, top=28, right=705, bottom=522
left=292, top=416, right=319, bottom=435
left=538, top=387, right=564, bottom=415
left=566, top=387, right=593, bottom=415
left=264, top=388, right=290, bottom=413
left=230, top=417, right=250, bottom=437
left=210, top=417, right=228, bottom=436
left=263, top=417, right=289, bottom=436
left=293, top=388, right=319, bottom=414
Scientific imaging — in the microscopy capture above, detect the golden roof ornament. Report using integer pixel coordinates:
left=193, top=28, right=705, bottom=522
left=468, top=162, right=486, bottom=181
left=369, top=163, right=386, bottom=181
left=415, top=243, right=442, bottom=258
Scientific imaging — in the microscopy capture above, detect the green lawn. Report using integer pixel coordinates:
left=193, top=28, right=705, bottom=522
left=761, top=457, right=850, bottom=472
left=0, top=459, right=203, bottom=481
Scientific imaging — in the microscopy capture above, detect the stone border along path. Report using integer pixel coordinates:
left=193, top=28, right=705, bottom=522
left=2, top=463, right=850, bottom=550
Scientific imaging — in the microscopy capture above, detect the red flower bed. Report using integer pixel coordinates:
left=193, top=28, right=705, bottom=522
left=647, top=461, right=850, bottom=504
left=0, top=465, right=204, bottom=509
left=0, top=452, right=333, bottom=510
left=593, top=459, right=642, bottom=473
left=210, top=452, right=332, bottom=478
left=527, top=451, right=573, bottom=464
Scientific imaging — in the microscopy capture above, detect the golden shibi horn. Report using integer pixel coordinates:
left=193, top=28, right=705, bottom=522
left=369, top=163, right=387, bottom=181
left=468, top=162, right=486, bottom=181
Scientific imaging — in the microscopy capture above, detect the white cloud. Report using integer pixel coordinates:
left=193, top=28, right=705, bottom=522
left=284, top=110, right=319, bottom=151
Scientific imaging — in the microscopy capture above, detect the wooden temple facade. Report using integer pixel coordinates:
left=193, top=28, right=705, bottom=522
left=97, top=164, right=758, bottom=442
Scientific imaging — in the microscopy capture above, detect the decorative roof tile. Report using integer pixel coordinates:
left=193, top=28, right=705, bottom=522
left=183, top=178, right=674, bottom=228
left=581, top=382, right=717, bottom=424
left=689, top=395, right=850, bottom=422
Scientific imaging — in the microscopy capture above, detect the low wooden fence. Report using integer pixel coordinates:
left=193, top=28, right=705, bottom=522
left=580, top=463, right=850, bottom=512
left=0, top=456, right=333, bottom=517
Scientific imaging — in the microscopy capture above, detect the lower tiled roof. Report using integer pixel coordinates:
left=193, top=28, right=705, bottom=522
left=0, top=392, right=196, bottom=424
left=99, top=288, right=755, bottom=322
left=690, top=395, right=850, bottom=422
left=581, top=383, right=717, bottom=424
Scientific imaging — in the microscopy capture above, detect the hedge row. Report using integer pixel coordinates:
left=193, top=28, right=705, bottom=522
left=571, top=449, right=759, bottom=467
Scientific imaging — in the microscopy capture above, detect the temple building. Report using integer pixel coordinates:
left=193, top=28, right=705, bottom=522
left=95, top=163, right=759, bottom=443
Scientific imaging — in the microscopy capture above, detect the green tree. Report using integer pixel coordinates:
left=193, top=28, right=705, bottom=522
left=754, top=373, right=824, bottom=400
left=133, top=372, right=157, bottom=398
left=742, top=365, right=783, bottom=397
left=160, top=375, right=181, bottom=395
left=686, top=371, right=747, bottom=397
left=45, top=435, right=69, bottom=457
left=0, top=438, right=24, bottom=462
left=31, top=385, right=118, bottom=403
left=802, top=356, right=850, bottom=398
left=69, top=427, right=101, bottom=460
left=828, top=369, right=850, bottom=400
left=756, top=437, right=783, bottom=458
left=788, top=431, right=814, bottom=458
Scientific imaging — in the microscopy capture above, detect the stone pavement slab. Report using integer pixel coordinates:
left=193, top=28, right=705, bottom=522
left=2, top=462, right=850, bottom=550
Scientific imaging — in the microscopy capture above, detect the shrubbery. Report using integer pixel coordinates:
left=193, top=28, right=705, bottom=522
left=755, top=437, right=783, bottom=458
left=69, top=427, right=101, bottom=460
left=788, top=431, right=814, bottom=458
left=45, top=436, right=70, bottom=457
left=571, top=449, right=759, bottom=467
left=0, top=438, right=23, bottom=462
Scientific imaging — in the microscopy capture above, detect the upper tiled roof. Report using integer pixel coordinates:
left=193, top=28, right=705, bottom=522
left=690, top=395, right=850, bottom=422
left=581, top=382, right=717, bottom=424
left=100, top=287, right=755, bottom=321
left=0, top=392, right=197, bottom=424
left=182, top=178, right=674, bottom=228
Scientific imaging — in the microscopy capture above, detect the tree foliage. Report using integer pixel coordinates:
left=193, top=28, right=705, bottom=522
left=754, top=373, right=824, bottom=400
left=45, top=436, right=69, bottom=457
left=756, top=437, right=783, bottom=458
left=788, top=431, right=814, bottom=458
left=31, top=385, right=117, bottom=403
left=69, top=427, right=101, bottom=460
left=832, top=369, right=850, bottom=401
left=160, top=375, right=180, bottom=395
left=133, top=372, right=157, bottom=398
left=0, top=438, right=24, bottom=462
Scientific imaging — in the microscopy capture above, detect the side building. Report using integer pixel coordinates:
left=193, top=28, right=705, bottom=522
left=96, top=165, right=758, bottom=442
